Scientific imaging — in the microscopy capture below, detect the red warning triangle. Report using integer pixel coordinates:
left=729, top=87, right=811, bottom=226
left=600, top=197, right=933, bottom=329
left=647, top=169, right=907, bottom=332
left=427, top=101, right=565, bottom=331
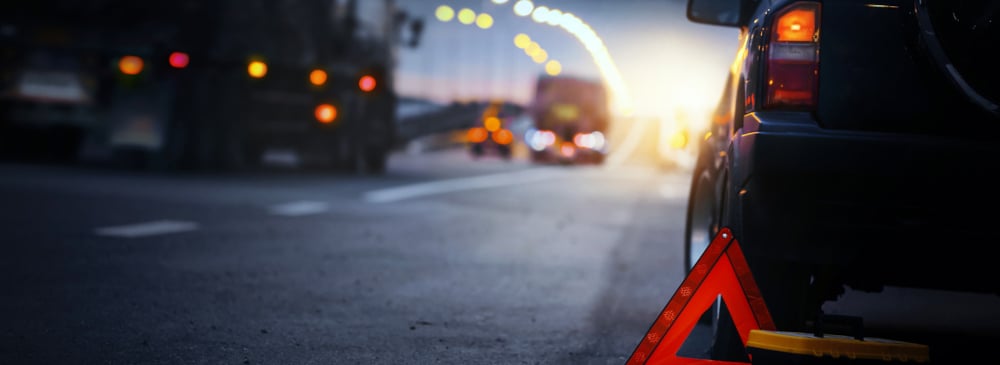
left=627, top=228, right=775, bottom=365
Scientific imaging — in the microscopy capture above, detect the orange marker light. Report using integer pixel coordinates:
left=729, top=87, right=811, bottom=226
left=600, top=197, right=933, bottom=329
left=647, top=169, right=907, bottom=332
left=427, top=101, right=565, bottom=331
left=248, top=61, right=268, bottom=78
left=315, top=104, right=337, bottom=124
left=492, top=129, right=514, bottom=145
left=467, top=127, right=489, bottom=143
left=118, top=55, right=144, bottom=75
left=775, top=7, right=817, bottom=42
left=359, top=75, right=376, bottom=92
left=309, top=69, right=327, bottom=86
left=168, top=52, right=189, bottom=69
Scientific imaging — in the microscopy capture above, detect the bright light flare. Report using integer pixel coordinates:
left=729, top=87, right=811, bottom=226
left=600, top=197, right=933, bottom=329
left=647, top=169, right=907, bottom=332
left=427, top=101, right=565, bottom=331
left=492, top=0, right=509, bottom=4
left=513, top=0, right=534, bottom=16
left=119, top=55, right=143, bottom=75
left=248, top=61, right=267, bottom=78
left=436, top=5, right=455, bottom=22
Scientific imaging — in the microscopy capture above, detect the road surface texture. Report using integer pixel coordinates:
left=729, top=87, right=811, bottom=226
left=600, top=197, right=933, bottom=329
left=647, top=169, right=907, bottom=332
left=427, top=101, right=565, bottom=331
left=1, top=147, right=997, bottom=364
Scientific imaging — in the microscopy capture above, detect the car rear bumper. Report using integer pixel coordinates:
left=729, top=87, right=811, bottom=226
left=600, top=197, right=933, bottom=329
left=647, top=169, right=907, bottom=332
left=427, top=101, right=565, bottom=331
left=735, top=112, right=998, bottom=292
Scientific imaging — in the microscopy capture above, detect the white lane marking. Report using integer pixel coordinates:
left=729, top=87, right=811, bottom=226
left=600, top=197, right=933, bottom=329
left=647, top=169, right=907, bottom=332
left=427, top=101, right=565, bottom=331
left=604, top=117, right=650, bottom=167
left=363, top=168, right=564, bottom=203
left=95, top=220, right=199, bottom=238
left=269, top=201, right=330, bottom=216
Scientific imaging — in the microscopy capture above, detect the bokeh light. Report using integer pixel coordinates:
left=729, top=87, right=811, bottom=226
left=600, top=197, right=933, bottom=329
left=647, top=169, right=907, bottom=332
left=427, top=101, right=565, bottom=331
left=545, top=60, right=562, bottom=76
left=435, top=5, right=455, bottom=22
left=491, top=0, right=509, bottom=4
left=513, top=0, right=534, bottom=17
left=475, top=13, right=494, bottom=29
left=532, top=49, right=548, bottom=64
left=359, top=75, right=377, bottom=92
left=309, top=69, right=327, bottom=86
left=484, top=116, right=501, bottom=132
left=314, top=104, right=337, bottom=124
left=514, top=33, right=531, bottom=49
left=118, top=55, right=143, bottom=75
left=525, top=42, right=541, bottom=57
left=168, top=52, right=189, bottom=69
left=247, top=61, right=267, bottom=78
left=457, top=8, right=476, bottom=25
left=531, top=6, right=549, bottom=23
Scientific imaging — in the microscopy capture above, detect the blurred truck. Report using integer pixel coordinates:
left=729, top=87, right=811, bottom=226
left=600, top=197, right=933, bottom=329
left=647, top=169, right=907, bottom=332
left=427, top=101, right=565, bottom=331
left=0, top=0, right=422, bottom=173
left=466, top=100, right=519, bottom=161
left=525, top=74, right=610, bottom=164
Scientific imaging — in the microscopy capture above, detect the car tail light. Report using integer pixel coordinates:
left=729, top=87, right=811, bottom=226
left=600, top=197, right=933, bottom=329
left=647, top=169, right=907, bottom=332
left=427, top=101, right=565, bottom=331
left=765, top=2, right=820, bottom=109
left=119, top=55, right=143, bottom=75
left=315, top=104, right=337, bottom=124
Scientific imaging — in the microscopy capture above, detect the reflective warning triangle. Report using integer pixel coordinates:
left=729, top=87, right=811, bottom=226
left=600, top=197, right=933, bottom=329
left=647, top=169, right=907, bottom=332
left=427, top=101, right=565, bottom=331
left=627, top=228, right=775, bottom=365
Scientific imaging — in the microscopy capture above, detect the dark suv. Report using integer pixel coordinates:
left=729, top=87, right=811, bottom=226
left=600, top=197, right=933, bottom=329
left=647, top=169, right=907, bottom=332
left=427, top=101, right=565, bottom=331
left=683, top=0, right=999, bottom=359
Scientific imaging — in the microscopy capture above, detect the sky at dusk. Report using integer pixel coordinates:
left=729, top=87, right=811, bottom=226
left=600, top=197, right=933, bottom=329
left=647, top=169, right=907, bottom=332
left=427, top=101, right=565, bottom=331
left=394, top=0, right=740, bottom=121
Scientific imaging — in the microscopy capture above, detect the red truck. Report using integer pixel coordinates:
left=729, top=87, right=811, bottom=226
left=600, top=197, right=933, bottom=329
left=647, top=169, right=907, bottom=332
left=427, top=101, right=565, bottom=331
left=525, top=75, right=609, bottom=164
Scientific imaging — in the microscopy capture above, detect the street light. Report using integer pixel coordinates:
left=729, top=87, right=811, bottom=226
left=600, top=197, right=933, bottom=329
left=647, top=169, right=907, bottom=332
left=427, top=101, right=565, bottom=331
left=435, top=5, right=455, bottom=22
left=513, top=0, right=534, bottom=17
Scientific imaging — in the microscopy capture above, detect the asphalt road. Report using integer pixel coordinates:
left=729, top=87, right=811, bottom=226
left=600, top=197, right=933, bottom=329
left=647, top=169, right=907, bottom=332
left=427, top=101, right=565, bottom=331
left=1, top=147, right=998, bottom=364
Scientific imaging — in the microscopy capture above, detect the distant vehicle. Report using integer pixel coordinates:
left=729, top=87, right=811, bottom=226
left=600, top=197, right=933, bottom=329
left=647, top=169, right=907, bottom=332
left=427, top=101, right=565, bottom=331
left=0, top=0, right=423, bottom=173
left=684, top=0, right=1000, bottom=360
left=466, top=101, right=517, bottom=161
left=525, top=74, right=610, bottom=164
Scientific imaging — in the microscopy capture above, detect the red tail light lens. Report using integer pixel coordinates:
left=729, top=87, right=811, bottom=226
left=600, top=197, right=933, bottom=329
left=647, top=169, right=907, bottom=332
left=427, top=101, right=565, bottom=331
left=765, top=2, right=820, bottom=109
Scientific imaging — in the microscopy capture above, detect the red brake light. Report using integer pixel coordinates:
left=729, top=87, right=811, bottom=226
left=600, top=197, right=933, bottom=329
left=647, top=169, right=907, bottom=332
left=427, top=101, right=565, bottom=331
left=765, top=2, right=820, bottom=109
left=168, top=52, right=189, bottom=69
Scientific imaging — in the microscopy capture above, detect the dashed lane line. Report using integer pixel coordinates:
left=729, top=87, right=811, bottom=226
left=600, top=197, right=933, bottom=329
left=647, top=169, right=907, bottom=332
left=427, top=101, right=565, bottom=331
left=269, top=201, right=330, bottom=216
left=363, top=168, right=565, bottom=203
left=95, top=220, right=199, bottom=238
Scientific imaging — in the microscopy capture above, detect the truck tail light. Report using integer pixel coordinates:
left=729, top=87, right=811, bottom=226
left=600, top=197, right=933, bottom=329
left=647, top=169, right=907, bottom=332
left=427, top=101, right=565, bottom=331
left=765, top=2, right=820, bottom=109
